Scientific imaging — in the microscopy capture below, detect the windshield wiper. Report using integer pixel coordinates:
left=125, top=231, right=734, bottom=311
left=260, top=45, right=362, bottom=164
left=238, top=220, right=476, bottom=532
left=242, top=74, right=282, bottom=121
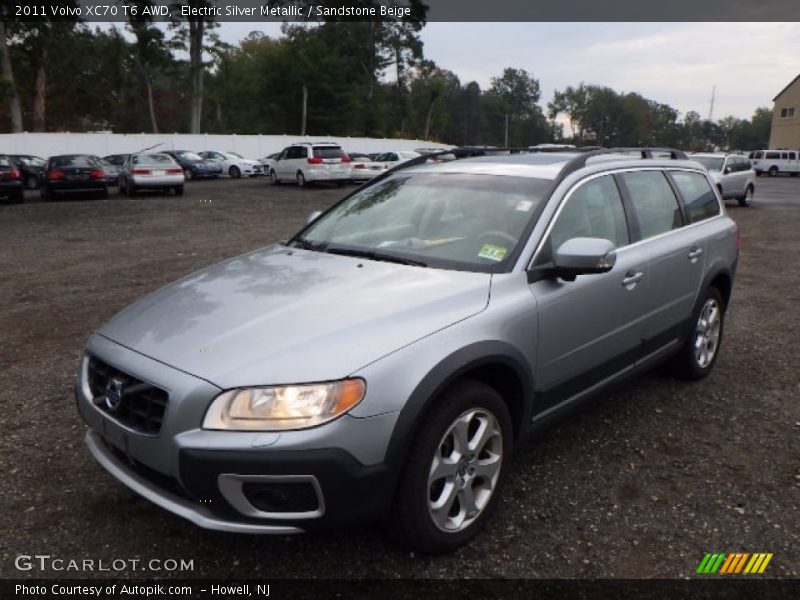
left=289, top=237, right=328, bottom=252
left=326, top=245, right=427, bottom=267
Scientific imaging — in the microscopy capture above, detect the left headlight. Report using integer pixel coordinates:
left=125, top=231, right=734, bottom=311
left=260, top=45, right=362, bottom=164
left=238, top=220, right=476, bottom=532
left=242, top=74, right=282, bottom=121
left=202, top=379, right=366, bottom=431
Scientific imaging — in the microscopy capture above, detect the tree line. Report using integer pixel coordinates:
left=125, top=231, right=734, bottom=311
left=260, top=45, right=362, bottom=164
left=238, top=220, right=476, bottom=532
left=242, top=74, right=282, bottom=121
left=0, top=4, right=772, bottom=151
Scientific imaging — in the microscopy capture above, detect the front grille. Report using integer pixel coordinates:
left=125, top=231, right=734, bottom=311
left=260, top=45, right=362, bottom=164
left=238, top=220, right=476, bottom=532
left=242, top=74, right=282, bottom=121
left=88, top=357, right=168, bottom=435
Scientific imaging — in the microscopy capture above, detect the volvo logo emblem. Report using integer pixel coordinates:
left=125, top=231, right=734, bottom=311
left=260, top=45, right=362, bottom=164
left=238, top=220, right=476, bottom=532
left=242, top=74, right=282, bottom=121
left=105, top=378, right=124, bottom=412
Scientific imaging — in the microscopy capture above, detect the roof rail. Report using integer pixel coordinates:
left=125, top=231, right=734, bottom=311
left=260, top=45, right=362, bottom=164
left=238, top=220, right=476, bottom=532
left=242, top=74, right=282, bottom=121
left=553, top=147, right=689, bottom=187
left=355, top=145, right=689, bottom=191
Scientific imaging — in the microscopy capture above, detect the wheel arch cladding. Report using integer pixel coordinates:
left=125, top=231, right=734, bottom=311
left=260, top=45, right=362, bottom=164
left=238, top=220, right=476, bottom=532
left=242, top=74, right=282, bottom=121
left=383, top=341, right=534, bottom=472
left=708, top=270, right=733, bottom=308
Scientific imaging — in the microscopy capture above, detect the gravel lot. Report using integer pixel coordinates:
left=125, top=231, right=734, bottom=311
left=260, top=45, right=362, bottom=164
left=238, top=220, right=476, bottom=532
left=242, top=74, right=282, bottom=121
left=1, top=176, right=798, bottom=579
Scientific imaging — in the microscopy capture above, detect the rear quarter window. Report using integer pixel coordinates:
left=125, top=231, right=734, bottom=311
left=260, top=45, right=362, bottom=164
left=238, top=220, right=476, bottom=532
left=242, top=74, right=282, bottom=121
left=669, top=171, right=721, bottom=224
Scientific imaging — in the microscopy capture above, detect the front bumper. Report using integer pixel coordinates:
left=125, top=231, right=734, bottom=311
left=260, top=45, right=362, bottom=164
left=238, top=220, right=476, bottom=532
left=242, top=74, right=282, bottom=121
left=76, top=336, right=399, bottom=533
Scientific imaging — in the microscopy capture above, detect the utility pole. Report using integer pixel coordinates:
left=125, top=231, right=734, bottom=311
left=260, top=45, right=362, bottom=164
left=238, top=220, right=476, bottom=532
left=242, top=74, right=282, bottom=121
left=301, top=85, right=307, bottom=136
left=708, top=85, right=716, bottom=122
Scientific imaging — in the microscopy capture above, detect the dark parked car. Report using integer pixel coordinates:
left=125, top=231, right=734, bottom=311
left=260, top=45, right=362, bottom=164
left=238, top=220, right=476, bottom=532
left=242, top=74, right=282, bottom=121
left=8, top=154, right=46, bottom=190
left=86, top=155, right=121, bottom=187
left=41, top=154, right=109, bottom=201
left=161, top=150, right=222, bottom=180
left=0, top=154, right=24, bottom=203
left=103, top=154, right=131, bottom=168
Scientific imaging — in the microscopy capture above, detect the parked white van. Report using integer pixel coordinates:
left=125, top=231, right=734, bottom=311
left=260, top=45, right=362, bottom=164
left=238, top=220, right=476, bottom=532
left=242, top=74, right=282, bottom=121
left=749, top=150, right=800, bottom=177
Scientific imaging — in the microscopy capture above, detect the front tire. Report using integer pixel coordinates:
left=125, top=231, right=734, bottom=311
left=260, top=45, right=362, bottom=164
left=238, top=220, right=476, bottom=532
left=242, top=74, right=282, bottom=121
left=671, top=287, right=725, bottom=380
left=738, top=186, right=753, bottom=207
left=229, top=165, right=241, bottom=179
left=768, top=166, right=778, bottom=177
left=296, top=171, right=307, bottom=188
left=269, top=170, right=281, bottom=185
left=389, top=379, right=512, bottom=554
left=184, top=169, right=193, bottom=181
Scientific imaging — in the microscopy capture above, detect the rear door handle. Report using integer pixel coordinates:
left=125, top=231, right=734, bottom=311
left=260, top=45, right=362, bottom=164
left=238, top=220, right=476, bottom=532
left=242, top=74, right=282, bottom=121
left=688, top=247, right=704, bottom=260
left=622, top=271, right=644, bottom=287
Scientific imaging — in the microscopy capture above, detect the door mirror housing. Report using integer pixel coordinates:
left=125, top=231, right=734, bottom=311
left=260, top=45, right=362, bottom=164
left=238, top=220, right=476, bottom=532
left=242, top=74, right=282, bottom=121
left=551, top=237, right=617, bottom=281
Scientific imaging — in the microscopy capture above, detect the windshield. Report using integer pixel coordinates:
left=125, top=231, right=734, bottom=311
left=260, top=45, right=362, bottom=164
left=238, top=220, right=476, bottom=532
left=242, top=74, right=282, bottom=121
left=293, top=173, right=550, bottom=272
left=225, top=152, right=243, bottom=159
left=691, top=156, right=724, bottom=172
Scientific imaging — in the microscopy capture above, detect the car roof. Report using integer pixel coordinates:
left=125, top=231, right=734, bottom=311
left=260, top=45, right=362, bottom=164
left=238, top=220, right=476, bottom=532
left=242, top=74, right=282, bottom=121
left=690, top=152, right=741, bottom=157
left=401, top=151, right=706, bottom=181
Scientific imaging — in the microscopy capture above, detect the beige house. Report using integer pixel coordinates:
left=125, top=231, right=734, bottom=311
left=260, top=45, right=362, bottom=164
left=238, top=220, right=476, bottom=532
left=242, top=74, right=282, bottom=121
left=770, top=74, right=800, bottom=149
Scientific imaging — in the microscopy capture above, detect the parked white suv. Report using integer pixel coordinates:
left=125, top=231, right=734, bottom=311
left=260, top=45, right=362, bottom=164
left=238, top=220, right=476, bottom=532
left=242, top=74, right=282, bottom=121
left=269, top=143, right=351, bottom=187
left=690, top=153, right=755, bottom=207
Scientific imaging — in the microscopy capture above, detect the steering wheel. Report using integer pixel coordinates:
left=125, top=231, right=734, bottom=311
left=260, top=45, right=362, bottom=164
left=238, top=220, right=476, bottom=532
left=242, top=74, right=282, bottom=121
left=476, top=230, right=517, bottom=246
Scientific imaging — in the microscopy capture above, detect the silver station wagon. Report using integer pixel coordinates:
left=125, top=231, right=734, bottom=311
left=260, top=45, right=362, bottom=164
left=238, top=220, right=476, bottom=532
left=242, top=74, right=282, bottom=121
left=76, top=148, right=738, bottom=553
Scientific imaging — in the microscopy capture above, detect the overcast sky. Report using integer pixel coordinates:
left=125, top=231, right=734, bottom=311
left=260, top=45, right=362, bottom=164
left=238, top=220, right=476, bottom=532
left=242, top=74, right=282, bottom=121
left=212, top=21, right=800, bottom=121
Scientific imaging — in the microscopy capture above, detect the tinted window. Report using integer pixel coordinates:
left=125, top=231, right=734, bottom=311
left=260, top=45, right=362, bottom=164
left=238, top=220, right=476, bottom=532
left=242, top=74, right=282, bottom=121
left=790, top=152, right=797, bottom=160
left=620, top=171, right=682, bottom=239
left=670, top=171, right=720, bottom=224
left=312, top=146, right=344, bottom=159
left=766, top=152, right=781, bottom=160
left=49, top=155, right=97, bottom=168
left=550, top=175, right=629, bottom=250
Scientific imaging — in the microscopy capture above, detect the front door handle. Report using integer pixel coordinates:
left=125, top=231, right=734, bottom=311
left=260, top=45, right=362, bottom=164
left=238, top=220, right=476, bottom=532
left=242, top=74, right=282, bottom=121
left=688, top=247, right=704, bottom=260
left=622, top=271, right=644, bottom=288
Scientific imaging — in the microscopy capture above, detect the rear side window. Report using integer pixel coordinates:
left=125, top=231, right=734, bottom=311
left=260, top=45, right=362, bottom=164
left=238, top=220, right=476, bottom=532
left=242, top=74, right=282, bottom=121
left=620, top=171, right=682, bottom=239
left=313, top=146, right=344, bottom=159
left=669, top=171, right=720, bottom=224
left=766, top=151, right=780, bottom=160
left=550, top=175, right=629, bottom=250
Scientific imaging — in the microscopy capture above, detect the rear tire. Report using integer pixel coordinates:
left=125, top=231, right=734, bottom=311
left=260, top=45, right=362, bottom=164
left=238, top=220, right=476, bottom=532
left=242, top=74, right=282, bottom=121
left=99, top=188, right=109, bottom=200
left=174, top=185, right=184, bottom=196
left=25, top=175, right=38, bottom=190
left=296, top=171, right=306, bottom=188
left=670, top=287, right=725, bottom=381
left=184, top=169, right=193, bottom=181
left=42, top=188, right=55, bottom=202
left=389, top=379, right=512, bottom=554
left=229, top=165, right=241, bottom=179
left=11, top=190, right=24, bottom=204
left=127, top=184, right=137, bottom=198
left=738, top=186, right=753, bottom=207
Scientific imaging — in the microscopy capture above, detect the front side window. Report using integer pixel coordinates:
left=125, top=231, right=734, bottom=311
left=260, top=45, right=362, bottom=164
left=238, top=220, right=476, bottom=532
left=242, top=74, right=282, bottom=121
left=294, top=173, right=551, bottom=272
left=549, top=175, right=629, bottom=251
left=620, top=171, right=682, bottom=239
left=669, top=171, right=720, bottom=224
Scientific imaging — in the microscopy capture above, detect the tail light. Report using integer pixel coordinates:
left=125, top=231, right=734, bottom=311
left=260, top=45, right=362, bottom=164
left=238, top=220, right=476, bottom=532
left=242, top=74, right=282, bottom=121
left=8, top=169, right=20, bottom=180
left=131, top=168, right=151, bottom=175
left=89, top=169, right=106, bottom=180
left=47, top=170, right=65, bottom=180
left=166, top=168, right=183, bottom=174
left=340, top=155, right=351, bottom=163
left=307, top=157, right=323, bottom=165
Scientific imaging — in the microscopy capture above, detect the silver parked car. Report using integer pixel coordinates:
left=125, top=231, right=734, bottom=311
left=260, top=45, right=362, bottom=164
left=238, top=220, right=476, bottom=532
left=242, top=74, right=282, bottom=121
left=690, top=153, right=755, bottom=207
left=119, top=153, right=186, bottom=197
left=76, top=148, right=738, bottom=553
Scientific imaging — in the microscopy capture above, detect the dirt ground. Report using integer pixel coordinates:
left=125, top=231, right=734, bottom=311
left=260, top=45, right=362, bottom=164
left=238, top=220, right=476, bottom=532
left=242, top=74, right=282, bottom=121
left=1, top=176, right=798, bottom=579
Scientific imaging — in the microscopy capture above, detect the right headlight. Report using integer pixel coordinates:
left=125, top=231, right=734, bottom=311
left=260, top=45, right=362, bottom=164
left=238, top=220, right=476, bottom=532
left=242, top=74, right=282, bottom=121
left=202, top=379, right=366, bottom=431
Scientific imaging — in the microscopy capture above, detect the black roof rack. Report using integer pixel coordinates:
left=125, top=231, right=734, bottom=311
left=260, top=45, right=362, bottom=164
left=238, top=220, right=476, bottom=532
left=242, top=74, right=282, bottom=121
left=360, top=145, right=690, bottom=190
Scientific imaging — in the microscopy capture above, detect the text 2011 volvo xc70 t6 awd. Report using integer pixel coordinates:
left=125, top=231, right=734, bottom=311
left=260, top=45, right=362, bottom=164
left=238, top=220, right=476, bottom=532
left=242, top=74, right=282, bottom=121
left=76, top=148, right=738, bottom=553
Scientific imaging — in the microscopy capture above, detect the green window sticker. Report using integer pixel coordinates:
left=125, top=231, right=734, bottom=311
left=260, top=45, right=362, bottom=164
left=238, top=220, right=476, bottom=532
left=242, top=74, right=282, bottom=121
left=478, top=244, right=508, bottom=262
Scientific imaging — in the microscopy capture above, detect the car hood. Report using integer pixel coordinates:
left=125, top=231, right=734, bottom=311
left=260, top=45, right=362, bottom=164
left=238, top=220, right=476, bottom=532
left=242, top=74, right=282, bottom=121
left=98, top=245, right=491, bottom=388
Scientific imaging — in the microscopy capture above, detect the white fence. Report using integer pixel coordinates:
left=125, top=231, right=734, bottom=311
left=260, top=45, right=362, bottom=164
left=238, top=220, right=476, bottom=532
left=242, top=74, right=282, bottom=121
left=0, top=132, right=451, bottom=159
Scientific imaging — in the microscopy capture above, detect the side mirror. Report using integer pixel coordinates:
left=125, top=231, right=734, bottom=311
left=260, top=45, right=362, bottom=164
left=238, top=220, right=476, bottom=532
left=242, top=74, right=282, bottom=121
left=723, top=166, right=731, bottom=174
left=306, top=210, right=322, bottom=224
left=551, top=237, right=617, bottom=281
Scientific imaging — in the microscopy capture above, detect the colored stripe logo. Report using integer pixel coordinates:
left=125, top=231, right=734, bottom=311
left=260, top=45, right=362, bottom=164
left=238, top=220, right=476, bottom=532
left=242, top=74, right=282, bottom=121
left=696, top=552, right=773, bottom=574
